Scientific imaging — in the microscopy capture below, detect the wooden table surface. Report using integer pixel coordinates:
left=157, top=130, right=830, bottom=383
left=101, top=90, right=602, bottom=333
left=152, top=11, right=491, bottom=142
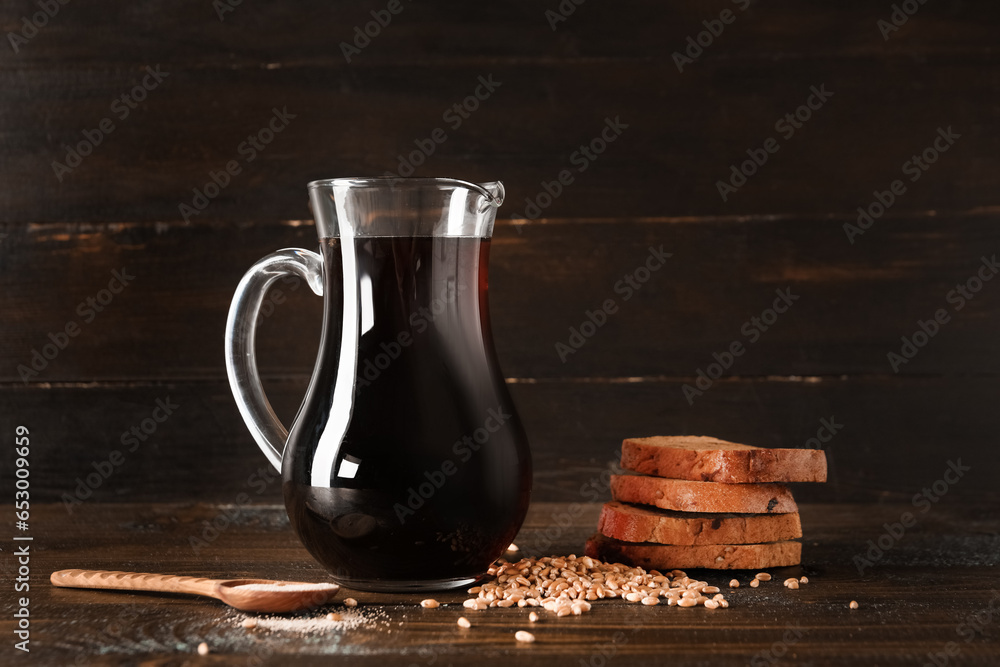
left=4, top=501, right=999, bottom=666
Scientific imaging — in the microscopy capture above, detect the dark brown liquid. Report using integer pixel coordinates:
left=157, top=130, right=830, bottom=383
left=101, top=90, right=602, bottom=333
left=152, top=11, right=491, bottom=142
left=283, top=236, right=531, bottom=589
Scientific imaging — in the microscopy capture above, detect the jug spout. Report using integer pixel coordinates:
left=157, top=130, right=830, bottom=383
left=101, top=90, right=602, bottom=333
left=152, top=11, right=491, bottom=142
left=470, top=179, right=504, bottom=212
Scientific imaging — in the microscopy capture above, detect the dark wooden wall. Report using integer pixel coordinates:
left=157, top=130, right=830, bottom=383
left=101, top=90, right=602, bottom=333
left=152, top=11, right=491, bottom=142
left=2, top=0, right=998, bottom=505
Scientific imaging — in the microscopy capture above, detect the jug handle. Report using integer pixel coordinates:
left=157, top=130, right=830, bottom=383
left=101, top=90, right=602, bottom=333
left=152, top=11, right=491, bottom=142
left=225, top=248, right=324, bottom=472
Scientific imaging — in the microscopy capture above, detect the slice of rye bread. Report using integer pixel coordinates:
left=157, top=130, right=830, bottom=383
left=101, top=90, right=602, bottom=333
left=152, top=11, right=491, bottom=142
left=621, top=435, right=827, bottom=483
left=598, top=501, right=802, bottom=546
left=611, top=474, right=798, bottom=514
left=585, top=533, right=802, bottom=570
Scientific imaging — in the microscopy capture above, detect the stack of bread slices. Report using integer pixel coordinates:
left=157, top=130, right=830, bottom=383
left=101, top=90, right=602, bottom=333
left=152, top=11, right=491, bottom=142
left=586, top=436, right=827, bottom=570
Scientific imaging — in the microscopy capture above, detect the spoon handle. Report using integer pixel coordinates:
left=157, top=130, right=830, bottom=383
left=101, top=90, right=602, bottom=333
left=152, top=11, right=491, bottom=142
left=51, top=569, right=221, bottom=599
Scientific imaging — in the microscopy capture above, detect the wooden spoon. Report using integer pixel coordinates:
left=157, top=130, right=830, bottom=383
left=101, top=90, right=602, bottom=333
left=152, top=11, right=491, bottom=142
left=51, top=569, right=341, bottom=612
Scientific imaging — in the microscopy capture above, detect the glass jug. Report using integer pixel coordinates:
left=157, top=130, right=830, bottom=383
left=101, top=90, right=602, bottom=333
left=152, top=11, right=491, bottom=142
left=225, top=178, right=532, bottom=591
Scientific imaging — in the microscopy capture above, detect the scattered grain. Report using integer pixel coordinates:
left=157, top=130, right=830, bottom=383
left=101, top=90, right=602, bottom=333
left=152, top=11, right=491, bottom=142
left=326, top=612, right=342, bottom=621
left=241, top=618, right=257, bottom=629
left=786, top=580, right=799, bottom=590
left=850, top=600, right=859, bottom=610
left=508, top=543, right=520, bottom=552
left=447, top=554, right=730, bottom=617
left=729, top=579, right=740, bottom=588
left=420, top=599, right=440, bottom=609
left=529, top=611, right=539, bottom=622
left=749, top=578, right=760, bottom=588
left=343, top=598, right=358, bottom=607
left=799, top=576, right=809, bottom=584
left=677, top=598, right=698, bottom=608
left=641, top=596, right=659, bottom=606
left=457, top=617, right=471, bottom=629
left=755, top=573, right=771, bottom=581
left=516, top=630, right=536, bottom=643
left=197, top=642, right=209, bottom=656
left=703, top=599, right=720, bottom=609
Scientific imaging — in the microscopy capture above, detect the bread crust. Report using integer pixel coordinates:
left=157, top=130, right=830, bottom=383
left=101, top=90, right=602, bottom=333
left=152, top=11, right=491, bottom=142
left=611, top=474, right=798, bottom=514
left=585, top=533, right=802, bottom=570
left=621, top=436, right=827, bottom=483
left=598, top=501, right=802, bottom=545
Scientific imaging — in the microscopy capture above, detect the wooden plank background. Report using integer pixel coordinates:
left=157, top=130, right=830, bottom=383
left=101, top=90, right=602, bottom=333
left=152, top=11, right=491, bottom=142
left=1, top=0, right=998, bottom=504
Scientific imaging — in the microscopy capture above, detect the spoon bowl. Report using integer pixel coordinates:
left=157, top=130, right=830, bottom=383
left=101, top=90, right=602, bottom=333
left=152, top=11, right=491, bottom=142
left=216, top=579, right=342, bottom=612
